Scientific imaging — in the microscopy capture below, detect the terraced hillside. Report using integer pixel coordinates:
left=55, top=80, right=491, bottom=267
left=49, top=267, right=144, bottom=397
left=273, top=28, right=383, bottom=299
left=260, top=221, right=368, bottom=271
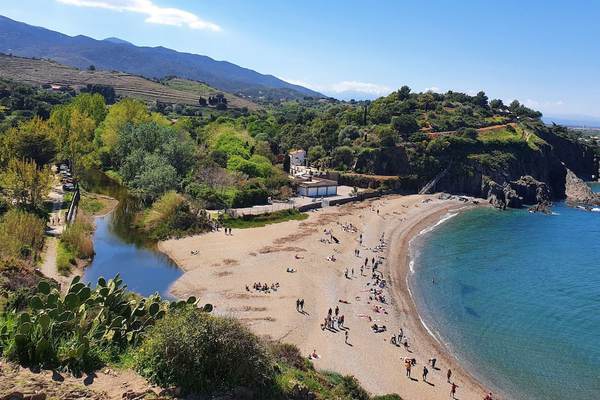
left=0, top=54, right=258, bottom=110
left=161, top=77, right=258, bottom=110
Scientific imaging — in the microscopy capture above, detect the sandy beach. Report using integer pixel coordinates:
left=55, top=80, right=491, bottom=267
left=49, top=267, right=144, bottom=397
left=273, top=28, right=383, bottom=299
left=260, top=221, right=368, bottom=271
left=159, top=194, right=494, bottom=400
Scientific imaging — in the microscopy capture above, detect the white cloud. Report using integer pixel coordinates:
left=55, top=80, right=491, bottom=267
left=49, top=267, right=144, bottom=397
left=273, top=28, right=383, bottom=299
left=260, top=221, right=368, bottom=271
left=329, top=81, right=391, bottom=95
left=56, top=0, right=222, bottom=31
left=282, top=78, right=391, bottom=97
left=524, top=99, right=565, bottom=108
left=424, top=86, right=441, bottom=93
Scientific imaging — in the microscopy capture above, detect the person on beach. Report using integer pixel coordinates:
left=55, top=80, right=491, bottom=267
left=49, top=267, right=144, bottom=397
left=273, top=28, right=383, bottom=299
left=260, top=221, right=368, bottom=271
left=447, top=368, right=452, bottom=383
left=450, top=382, right=458, bottom=399
left=296, top=299, right=300, bottom=311
left=335, top=306, right=339, bottom=317
left=405, top=359, right=412, bottom=378
left=300, top=298, right=304, bottom=312
left=429, top=357, right=437, bottom=369
left=345, top=330, right=349, bottom=344
left=484, top=393, right=493, bottom=400
left=422, top=366, right=429, bottom=382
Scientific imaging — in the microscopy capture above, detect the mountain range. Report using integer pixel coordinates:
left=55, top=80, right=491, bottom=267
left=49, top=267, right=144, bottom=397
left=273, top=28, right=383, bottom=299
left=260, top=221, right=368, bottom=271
left=0, top=15, right=323, bottom=101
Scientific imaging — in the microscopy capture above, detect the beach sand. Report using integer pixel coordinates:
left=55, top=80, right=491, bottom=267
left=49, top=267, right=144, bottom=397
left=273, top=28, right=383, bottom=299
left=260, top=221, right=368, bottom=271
left=159, top=194, right=493, bottom=400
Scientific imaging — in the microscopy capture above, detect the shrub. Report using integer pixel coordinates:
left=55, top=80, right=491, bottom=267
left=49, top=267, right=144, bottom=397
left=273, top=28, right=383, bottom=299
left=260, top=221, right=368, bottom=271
left=140, top=192, right=211, bottom=240
left=56, top=241, right=76, bottom=275
left=60, top=214, right=94, bottom=259
left=0, top=209, right=46, bottom=263
left=143, top=191, right=184, bottom=229
left=0, top=275, right=190, bottom=373
left=269, top=342, right=311, bottom=371
left=231, top=182, right=269, bottom=208
left=135, top=307, right=275, bottom=395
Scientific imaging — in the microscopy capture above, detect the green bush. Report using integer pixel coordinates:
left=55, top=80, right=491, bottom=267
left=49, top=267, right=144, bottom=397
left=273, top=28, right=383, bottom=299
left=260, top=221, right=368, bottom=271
left=231, top=182, right=269, bottom=208
left=135, top=307, right=275, bottom=395
left=56, top=241, right=76, bottom=275
left=140, top=192, right=211, bottom=240
left=60, top=215, right=94, bottom=259
left=0, top=275, right=192, bottom=373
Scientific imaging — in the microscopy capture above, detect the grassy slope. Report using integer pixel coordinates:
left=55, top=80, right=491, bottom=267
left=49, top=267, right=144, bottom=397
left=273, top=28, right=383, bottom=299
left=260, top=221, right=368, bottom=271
left=0, top=54, right=258, bottom=109
left=163, top=77, right=259, bottom=111
left=477, top=123, right=546, bottom=150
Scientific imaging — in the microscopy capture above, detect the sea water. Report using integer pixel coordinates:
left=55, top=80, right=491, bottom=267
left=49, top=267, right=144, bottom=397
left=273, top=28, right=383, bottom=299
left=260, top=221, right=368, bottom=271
left=410, top=186, right=600, bottom=400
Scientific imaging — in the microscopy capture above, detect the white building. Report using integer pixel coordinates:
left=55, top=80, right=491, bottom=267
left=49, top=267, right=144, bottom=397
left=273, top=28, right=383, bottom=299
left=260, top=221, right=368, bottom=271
left=297, top=178, right=338, bottom=198
left=289, top=149, right=306, bottom=167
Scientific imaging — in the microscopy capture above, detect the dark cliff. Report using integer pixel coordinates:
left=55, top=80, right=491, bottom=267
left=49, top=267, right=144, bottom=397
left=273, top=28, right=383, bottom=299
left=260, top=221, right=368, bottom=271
left=422, top=125, right=598, bottom=205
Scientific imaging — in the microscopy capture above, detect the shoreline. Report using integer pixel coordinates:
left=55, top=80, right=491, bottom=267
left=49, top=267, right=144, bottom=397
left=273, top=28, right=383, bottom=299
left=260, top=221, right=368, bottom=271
left=402, top=207, right=515, bottom=400
left=386, top=203, right=491, bottom=397
left=160, top=194, right=498, bottom=399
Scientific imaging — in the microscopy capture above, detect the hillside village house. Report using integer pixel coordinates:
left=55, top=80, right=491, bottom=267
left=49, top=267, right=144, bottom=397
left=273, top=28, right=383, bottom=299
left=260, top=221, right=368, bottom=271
left=289, top=149, right=306, bottom=167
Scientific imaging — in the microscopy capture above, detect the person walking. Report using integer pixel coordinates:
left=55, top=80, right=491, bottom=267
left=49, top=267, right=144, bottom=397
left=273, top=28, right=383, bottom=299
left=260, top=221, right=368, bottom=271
left=450, top=382, right=458, bottom=399
left=296, top=299, right=300, bottom=312
left=300, top=298, right=304, bottom=312
left=447, top=368, right=452, bottom=383
left=345, top=330, right=349, bottom=344
left=405, top=360, right=412, bottom=378
left=422, top=366, right=429, bottom=382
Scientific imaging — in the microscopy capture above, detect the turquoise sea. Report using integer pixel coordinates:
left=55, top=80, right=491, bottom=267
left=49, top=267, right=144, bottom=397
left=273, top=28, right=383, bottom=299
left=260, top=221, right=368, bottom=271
left=410, top=184, right=600, bottom=400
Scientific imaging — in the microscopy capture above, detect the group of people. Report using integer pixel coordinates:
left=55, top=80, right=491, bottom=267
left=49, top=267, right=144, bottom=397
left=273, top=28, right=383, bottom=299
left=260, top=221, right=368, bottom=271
left=321, top=306, right=345, bottom=331
left=223, top=227, right=233, bottom=235
left=49, top=213, right=62, bottom=226
left=246, top=282, right=279, bottom=293
left=337, top=221, right=358, bottom=233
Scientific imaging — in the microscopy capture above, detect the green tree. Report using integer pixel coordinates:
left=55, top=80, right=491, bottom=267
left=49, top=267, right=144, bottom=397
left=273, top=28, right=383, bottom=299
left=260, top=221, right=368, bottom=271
left=307, top=145, right=326, bottom=165
left=397, top=85, right=411, bottom=100
left=0, top=158, right=52, bottom=210
left=97, top=98, right=155, bottom=151
left=473, top=91, right=489, bottom=108
left=391, top=115, right=419, bottom=138
left=332, top=146, right=354, bottom=169
left=1, top=118, right=56, bottom=166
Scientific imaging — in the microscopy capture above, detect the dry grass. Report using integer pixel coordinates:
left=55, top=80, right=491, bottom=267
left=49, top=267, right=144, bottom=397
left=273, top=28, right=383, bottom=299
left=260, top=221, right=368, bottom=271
left=0, top=54, right=258, bottom=109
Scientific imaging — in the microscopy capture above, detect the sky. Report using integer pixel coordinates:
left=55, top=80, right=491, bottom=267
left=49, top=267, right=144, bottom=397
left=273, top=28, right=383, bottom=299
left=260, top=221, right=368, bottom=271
left=1, top=0, right=600, bottom=122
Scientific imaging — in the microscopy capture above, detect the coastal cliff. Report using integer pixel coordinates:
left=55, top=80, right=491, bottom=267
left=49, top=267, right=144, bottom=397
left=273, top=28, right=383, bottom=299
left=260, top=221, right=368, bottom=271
left=429, top=124, right=598, bottom=209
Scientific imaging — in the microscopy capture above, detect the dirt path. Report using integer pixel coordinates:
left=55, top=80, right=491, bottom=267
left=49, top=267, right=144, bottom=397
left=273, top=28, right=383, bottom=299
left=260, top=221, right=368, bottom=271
left=39, top=170, right=72, bottom=287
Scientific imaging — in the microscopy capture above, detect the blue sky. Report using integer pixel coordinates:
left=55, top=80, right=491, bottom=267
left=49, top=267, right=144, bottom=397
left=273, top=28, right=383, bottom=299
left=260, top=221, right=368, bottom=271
left=2, top=0, right=600, bottom=121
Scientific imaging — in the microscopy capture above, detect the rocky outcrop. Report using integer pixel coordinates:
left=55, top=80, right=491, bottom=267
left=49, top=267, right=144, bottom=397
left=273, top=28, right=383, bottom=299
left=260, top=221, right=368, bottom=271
left=511, top=175, right=551, bottom=204
left=565, top=168, right=600, bottom=206
left=484, top=175, right=551, bottom=210
left=528, top=202, right=552, bottom=214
